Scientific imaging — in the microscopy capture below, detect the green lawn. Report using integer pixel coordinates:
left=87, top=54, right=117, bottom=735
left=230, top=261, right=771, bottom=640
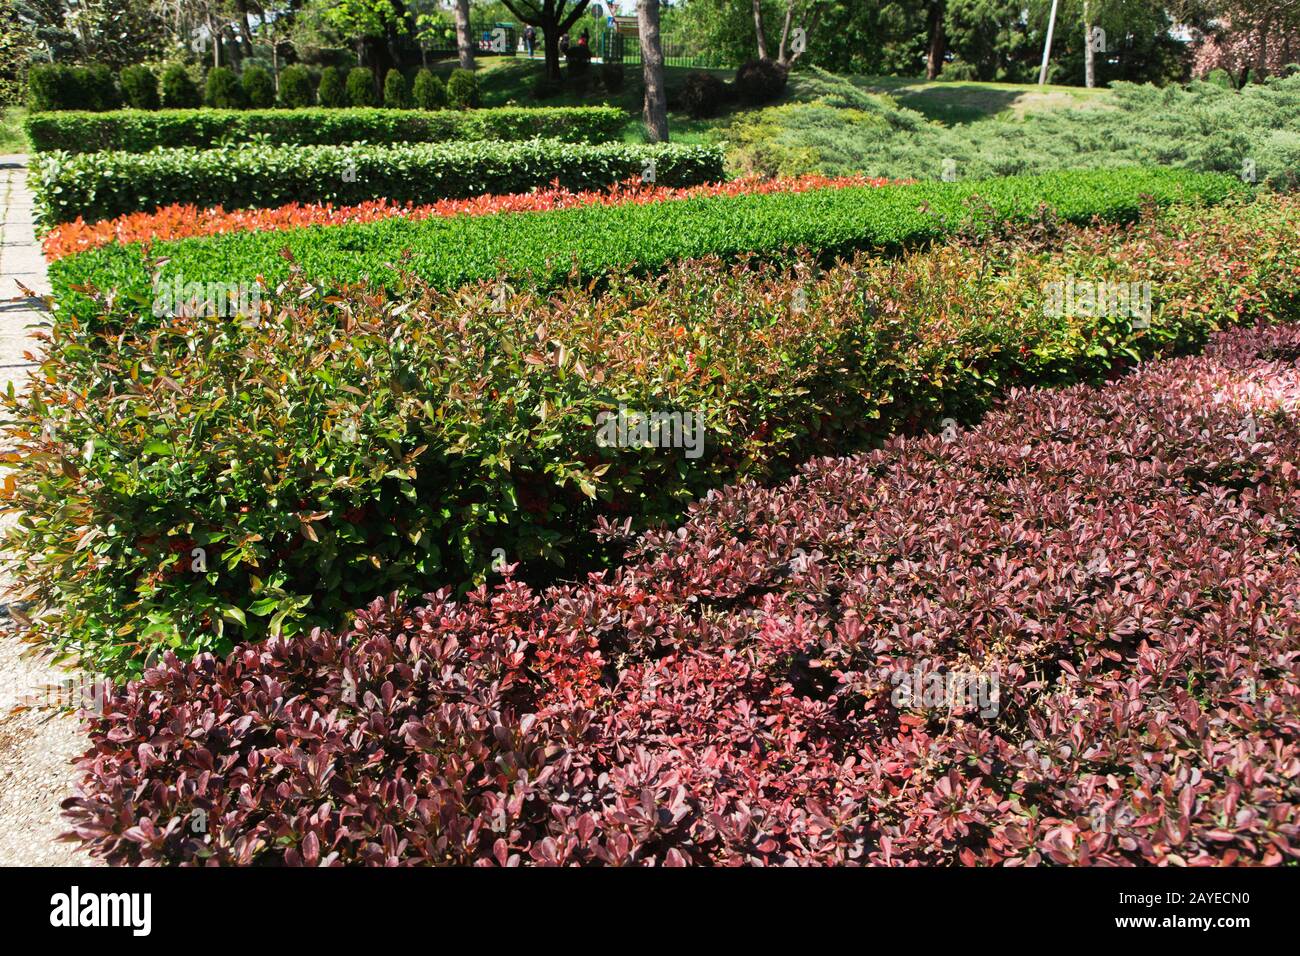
left=462, top=56, right=1112, bottom=144
left=816, top=75, right=1114, bottom=125
left=0, top=106, right=28, bottom=152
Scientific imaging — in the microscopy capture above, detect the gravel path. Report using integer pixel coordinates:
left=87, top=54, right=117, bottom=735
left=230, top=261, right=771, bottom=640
left=0, top=154, right=94, bottom=867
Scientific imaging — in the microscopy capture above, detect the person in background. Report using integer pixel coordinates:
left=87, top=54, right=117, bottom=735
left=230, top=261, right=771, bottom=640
left=559, top=33, right=570, bottom=56
left=579, top=28, right=590, bottom=48
left=524, top=25, right=536, bottom=58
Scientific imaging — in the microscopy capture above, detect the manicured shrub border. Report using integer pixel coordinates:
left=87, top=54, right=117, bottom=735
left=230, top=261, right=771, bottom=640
left=62, top=320, right=1300, bottom=865
left=7, top=197, right=1297, bottom=676
left=47, top=168, right=1243, bottom=319
left=23, top=106, right=627, bottom=154
left=31, top=140, right=726, bottom=226
left=43, top=175, right=899, bottom=260
left=40, top=175, right=899, bottom=261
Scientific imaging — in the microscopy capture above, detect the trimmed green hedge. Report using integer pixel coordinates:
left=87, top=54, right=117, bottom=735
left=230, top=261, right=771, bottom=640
left=50, top=168, right=1244, bottom=321
left=32, top=139, right=724, bottom=226
left=23, top=105, right=627, bottom=154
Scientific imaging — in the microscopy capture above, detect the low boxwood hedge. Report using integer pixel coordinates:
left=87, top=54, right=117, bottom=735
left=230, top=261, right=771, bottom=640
left=23, top=105, right=627, bottom=154
left=6, top=197, right=1297, bottom=677
left=49, top=168, right=1243, bottom=320
left=31, top=139, right=724, bottom=226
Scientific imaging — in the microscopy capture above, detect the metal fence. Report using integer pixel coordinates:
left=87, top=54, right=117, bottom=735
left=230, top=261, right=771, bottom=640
left=421, top=22, right=519, bottom=58
left=594, top=26, right=729, bottom=69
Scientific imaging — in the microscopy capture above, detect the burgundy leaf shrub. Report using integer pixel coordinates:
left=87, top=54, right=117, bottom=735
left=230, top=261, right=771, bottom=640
left=65, top=322, right=1300, bottom=865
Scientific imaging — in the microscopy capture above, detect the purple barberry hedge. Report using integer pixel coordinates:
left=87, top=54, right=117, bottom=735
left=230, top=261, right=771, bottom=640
left=64, top=321, right=1300, bottom=865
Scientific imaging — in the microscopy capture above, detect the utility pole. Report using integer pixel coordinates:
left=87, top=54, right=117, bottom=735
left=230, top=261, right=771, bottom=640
left=1038, top=0, right=1059, bottom=86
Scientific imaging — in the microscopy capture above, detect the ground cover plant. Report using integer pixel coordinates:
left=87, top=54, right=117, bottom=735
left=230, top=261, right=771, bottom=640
left=61, top=318, right=1300, bottom=865
left=7, top=196, right=1298, bottom=679
left=22, top=106, right=627, bottom=154
left=45, top=168, right=1241, bottom=321
left=42, top=175, right=899, bottom=261
left=30, top=140, right=725, bottom=227
left=720, top=70, right=1300, bottom=189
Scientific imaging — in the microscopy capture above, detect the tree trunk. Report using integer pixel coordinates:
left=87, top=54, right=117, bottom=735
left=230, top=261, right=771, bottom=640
left=775, top=1, right=823, bottom=68
left=926, top=1, right=945, bottom=80
left=206, top=16, right=220, bottom=68
left=238, top=11, right=256, bottom=60
left=1254, top=17, right=1272, bottom=81
left=1083, top=0, right=1095, bottom=88
left=455, top=0, right=476, bottom=70
left=753, top=0, right=768, bottom=60
left=638, top=0, right=669, bottom=143
left=543, top=25, right=561, bottom=81
left=776, top=1, right=794, bottom=63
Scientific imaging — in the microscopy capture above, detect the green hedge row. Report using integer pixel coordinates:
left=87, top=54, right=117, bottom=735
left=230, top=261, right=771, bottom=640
left=8, top=196, right=1299, bottom=674
left=24, top=106, right=627, bottom=154
left=50, top=168, right=1245, bottom=321
left=32, top=139, right=724, bottom=226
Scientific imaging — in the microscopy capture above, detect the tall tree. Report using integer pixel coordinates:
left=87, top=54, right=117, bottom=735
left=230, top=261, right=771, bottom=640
left=749, top=0, right=824, bottom=66
left=775, top=0, right=823, bottom=66
left=500, top=0, right=591, bottom=80
left=1185, top=0, right=1300, bottom=83
left=1083, top=0, right=1097, bottom=87
left=454, top=0, right=474, bottom=69
left=64, top=0, right=167, bottom=67
left=926, top=0, right=946, bottom=78
left=752, top=0, right=768, bottom=58
left=307, top=0, right=408, bottom=70
left=638, top=0, right=668, bottom=141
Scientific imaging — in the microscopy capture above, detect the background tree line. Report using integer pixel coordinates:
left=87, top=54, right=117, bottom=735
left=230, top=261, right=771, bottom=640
left=4, top=0, right=1299, bottom=107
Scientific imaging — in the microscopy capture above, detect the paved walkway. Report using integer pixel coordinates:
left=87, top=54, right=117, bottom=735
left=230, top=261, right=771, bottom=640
left=0, top=154, right=90, bottom=866
left=0, top=154, right=46, bottom=393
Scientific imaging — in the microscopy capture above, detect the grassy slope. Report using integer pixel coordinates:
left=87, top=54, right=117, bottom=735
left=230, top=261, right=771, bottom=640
left=462, top=56, right=1112, bottom=143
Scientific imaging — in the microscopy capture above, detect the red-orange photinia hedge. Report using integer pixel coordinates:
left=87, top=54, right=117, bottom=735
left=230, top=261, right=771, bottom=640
left=41, top=175, right=900, bottom=260
left=64, top=322, right=1300, bottom=865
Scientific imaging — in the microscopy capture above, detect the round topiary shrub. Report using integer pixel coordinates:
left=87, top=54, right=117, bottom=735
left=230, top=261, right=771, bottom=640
left=679, top=70, right=728, bottom=119
left=119, top=65, right=160, bottom=110
left=161, top=63, right=201, bottom=108
left=447, top=68, right=479, bottom=109
left=77, top=64, right=121, bottom=111
left=734, top=58, right=788, bottom=106
left=383, top=69, right=409, bottom=108
left=317, top=66, right=345, bottom=107
left=241, top=65, right=275, bottom=108
left=347, top=67, right=378, bottom=107
left=278, top=64, right=313, bottom=108
left=26, top=64, right=75, bottom=111
left=205, top=66, right=246, bottom=109
left=412, top=68, right=446, bottom=109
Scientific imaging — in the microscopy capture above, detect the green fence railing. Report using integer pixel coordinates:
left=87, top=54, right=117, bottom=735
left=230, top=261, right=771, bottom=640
left=594, top=27, right=729, bottom=69
left=421, top=22, right=518, bottom=58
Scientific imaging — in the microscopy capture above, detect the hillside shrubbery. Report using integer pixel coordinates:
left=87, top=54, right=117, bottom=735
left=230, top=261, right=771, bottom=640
left=721, top=69, right=1300, bottom=188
